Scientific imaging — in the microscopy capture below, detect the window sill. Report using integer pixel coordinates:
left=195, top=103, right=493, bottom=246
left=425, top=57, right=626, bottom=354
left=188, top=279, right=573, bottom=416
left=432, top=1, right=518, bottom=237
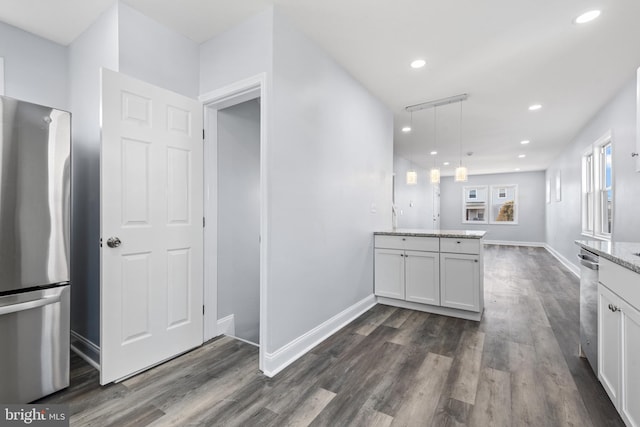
left=581, top=232, right=611, bottom=241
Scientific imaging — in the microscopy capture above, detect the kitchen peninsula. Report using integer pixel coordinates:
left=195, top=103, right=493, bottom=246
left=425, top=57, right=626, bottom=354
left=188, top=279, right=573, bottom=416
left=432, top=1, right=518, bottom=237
left=374, top=229, right=486, bottom=321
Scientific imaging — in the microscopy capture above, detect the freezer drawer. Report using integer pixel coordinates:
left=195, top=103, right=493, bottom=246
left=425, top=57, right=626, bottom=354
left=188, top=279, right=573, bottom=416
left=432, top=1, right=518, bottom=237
left=0, top=285, right=70, bottom=403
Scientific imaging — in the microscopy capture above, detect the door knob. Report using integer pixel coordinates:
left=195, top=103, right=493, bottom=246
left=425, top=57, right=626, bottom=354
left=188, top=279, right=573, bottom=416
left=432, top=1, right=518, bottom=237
left=107, top=237, right=122, bottom=248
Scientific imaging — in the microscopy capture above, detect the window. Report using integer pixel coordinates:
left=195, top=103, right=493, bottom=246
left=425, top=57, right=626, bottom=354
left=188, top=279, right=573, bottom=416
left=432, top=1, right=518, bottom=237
left=582, top=132, right=613, bottom=238
left=490, top=185, right=518, bottom=224
left=462, top=186, right=487, bottom=223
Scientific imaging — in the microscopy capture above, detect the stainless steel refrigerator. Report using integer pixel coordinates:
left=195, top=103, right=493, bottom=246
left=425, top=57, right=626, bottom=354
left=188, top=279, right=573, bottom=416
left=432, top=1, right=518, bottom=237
left=0, top=95, right=71, bottom=403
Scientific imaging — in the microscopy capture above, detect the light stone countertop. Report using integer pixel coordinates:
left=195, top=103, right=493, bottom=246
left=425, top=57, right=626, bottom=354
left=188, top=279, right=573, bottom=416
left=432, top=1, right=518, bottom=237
left=375, top=229, right=487, bottom=239
left=575, top=240, right=640, bottom=275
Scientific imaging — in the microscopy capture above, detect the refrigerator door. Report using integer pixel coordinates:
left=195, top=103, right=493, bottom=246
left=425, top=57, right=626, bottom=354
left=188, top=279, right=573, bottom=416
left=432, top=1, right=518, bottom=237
left=0, top=285, right=70, bottom=403
left=0, top=96, right=71, bottom=294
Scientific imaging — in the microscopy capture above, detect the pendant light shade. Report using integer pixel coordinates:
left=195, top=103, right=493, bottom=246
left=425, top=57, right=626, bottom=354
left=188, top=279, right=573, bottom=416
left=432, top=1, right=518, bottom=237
left=430, top=167, right=441, bottom=183
left=455, top=166, right=468, bottom=182
left=406, top=170, right=417, bottom=185
left=454, top=99, right=468, bottom=182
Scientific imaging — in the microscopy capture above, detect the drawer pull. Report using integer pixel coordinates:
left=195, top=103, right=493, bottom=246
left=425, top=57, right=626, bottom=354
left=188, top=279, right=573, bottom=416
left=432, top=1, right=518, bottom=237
left=456, top=241, right=461, bottom=244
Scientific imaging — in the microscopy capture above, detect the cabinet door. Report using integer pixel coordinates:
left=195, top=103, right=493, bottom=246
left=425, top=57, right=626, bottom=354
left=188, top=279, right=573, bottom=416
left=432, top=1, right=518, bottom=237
left=621, top=298, right=640, bottom=427
left=374, top=248, right=405, bottom=299
left=598, top=284, right=621, bottom=407
left=440, top=253, right=479, bottom=312
left=405, top=251, right=439, bottom=305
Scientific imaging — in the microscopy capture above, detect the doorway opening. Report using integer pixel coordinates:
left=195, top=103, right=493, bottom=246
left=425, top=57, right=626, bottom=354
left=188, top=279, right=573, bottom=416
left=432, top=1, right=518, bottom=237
left=201, top=74, right=267, bottom=371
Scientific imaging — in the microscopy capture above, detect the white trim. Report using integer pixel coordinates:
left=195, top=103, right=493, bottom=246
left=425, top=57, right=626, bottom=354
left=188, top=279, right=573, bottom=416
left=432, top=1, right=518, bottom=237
left=0, top=57, right=5, bottom=95
left=544, top=244, right=580, bottom=278
left=216, top=314, right=235, bottom=336
left=262, top=295, right=376, bottom=377
left=376, top=297, right=483, bottom=322
left=201, top=73, right=268, bottom=373
left=70, top=331, right=101, bottom=370
left=483, top=240, right=545, bottom=247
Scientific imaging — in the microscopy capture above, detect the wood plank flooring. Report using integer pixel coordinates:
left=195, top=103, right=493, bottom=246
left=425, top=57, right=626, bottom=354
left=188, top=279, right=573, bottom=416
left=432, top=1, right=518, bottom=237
left=39, top=245, right=624, bottom=426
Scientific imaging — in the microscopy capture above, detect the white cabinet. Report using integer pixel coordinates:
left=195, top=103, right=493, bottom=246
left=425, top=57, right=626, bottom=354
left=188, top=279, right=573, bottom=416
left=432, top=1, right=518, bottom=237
left=598, top=284, right=621, bottom=404
left=374, top=248, right=405, bottom=300
left=373, top=234, right=440, bottom=304
left=405, top=250, right=440, bottom=305
left=440, top=253, right=480, bottom=312
left=598, top=258, right=640, bottom=427
left=374, top=234, right=483, bottom=321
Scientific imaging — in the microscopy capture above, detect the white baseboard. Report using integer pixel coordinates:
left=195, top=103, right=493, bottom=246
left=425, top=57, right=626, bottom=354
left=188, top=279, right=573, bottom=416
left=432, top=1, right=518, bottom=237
left=484, top=240, right=545, bottom=247
left=544, top=244, right=580, bottom=278
left=262, top=294, right=377, bottom=377
left=70, top=330, right=100, bottom=370
left=217, top=314, right=235, bottom=336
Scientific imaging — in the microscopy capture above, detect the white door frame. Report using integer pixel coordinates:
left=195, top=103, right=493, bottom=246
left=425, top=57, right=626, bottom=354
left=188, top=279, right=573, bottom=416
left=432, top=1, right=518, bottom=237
left=200, top=73, right=268, bottom=371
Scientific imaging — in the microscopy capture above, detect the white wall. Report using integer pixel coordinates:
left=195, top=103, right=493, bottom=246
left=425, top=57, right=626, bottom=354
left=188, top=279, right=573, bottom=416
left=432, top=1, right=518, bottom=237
left=440, top=171, right=546, bottom=244
left=217, top=99, right=261, bottom=344
left=393, top=156, right=437, bottom=229
left=0, top=21, right=68, bottom=109
left=68, top=4, right=119, bottom=344
left=199, top=8, right=273, bottom=95
left=267, top=11, right=393, bottom=352
left=118, top=2, right=199, bottom=98
left=546, top=75, right=640, bottom=265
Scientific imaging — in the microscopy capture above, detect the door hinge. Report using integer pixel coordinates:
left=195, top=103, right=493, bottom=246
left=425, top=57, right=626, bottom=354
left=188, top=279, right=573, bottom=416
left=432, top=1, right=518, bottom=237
left=203, top=217, right=206, bottom=228
left=202, top=129, right=205, bottom=140
left=203, top=305, right=205, bottom=315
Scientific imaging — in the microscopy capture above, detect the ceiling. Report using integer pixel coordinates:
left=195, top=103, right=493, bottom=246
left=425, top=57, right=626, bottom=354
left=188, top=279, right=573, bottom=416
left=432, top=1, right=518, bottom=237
left=2, top=0, right=639, bottom=176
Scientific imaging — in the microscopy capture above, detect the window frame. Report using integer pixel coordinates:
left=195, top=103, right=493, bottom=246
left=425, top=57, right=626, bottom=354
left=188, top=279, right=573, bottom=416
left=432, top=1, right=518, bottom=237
left=581, top=131, right=613, bottom=240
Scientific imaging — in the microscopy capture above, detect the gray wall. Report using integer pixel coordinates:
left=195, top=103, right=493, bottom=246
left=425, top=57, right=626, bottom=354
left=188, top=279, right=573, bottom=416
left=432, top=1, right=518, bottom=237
left=217, top=99, right=261, bottom=344
left=0, top=21, right=68, bottom=110
left=440, top=171, right=546, bottom=244
left=393, top=156, right=437, bottom=229
left=68, top=0, right=202, bottom=345
left=201, top=7, right=393, bottom=354
left=118, top=2, right=199, bottom=98
left=267, top=11, right=393, bottom=352
left=68, top=4, right=119, bottom=344
left=199, top=9, right=273, bottom=95
left=546, top=75, right=640, bottom=265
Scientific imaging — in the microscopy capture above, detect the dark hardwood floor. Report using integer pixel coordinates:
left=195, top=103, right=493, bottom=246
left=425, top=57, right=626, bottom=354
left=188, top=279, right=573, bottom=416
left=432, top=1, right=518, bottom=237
left=39, top=245, right=623, bottom=426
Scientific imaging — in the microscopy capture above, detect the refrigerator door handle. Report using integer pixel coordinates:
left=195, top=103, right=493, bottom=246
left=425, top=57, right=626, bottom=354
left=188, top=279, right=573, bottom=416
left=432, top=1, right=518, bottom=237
left=0, top=289, right=64, bottom=316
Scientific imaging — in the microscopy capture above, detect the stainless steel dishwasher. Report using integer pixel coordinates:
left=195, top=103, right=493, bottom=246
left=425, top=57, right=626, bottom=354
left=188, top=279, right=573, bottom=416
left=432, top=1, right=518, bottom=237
left=577, top=247, right=599, bottom=373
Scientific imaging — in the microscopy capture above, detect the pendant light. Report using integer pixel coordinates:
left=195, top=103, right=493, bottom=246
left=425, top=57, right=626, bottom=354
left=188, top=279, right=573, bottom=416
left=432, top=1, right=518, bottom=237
left=430, top=106, right=440, bottom=183
left=454, top=100, right=468, bottom=182
left=406, top=111, right=417, bottom=185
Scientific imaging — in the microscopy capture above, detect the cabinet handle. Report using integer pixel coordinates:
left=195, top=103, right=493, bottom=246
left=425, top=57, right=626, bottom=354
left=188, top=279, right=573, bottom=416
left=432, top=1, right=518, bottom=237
left=456, top=241, right=461, bottom=244
left=402, top=238, right=406, bottom=241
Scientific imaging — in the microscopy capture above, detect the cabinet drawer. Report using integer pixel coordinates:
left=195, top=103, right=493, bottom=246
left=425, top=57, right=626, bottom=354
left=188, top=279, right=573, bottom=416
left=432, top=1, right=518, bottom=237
left=375, top=235, right=439, bottom=252
left=440, top=238, right=480, bottom=255
left=600, top=258, right=640, bottom=310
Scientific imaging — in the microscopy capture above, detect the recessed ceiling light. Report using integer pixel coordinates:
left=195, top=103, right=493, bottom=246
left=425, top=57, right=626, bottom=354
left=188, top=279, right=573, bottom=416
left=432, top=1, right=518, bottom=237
left=521, top=140, right=530, bottom=145
left=402, top=126, right=411, bottom=133
left=410, top=59, right=426, bottom=69
left=528, top=104, right=542, bottom=111
left=443, top=161, right=450, bottom=166
left=430, top=151, right=437, bottom=155
left=518, top=154, right=526, bottom=158
left=515, top=168, right=521, bottom=171
left=575, top=10, right=601, bottom=24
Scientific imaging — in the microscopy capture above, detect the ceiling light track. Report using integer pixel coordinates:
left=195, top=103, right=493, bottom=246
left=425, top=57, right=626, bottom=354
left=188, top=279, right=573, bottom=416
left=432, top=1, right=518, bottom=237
left=405, top=93, right=468, bottom=112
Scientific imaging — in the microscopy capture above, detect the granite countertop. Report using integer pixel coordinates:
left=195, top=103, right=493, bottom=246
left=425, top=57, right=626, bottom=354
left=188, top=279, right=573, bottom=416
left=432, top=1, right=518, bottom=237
left=575, top=240, right=640, bottom=274
left=375, top=229, right=487, bottom=239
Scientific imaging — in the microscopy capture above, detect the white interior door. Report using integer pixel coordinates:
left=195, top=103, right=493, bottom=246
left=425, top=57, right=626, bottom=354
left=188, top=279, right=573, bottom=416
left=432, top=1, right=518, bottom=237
left=100, top=68, right=203, bottom=384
